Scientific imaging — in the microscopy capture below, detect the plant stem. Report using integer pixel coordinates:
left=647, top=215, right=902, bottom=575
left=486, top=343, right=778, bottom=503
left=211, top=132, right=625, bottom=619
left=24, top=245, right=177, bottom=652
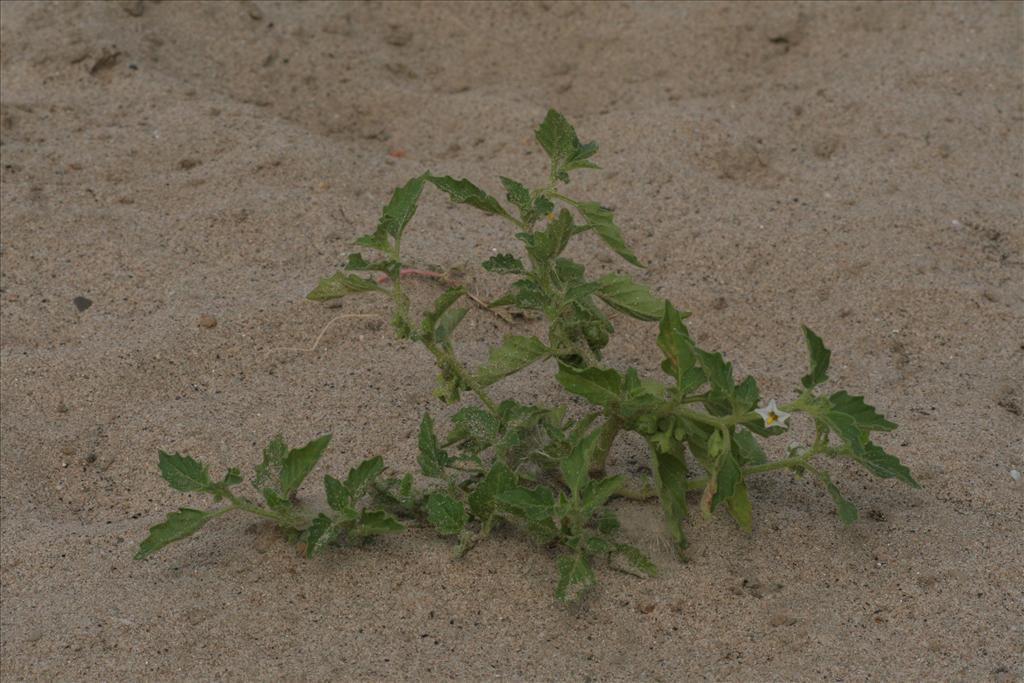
left=674, top=407, right=757, bottom=428
left=590, top=415, right=622, bottom=473
left=683, top=454, right=809, bottom=491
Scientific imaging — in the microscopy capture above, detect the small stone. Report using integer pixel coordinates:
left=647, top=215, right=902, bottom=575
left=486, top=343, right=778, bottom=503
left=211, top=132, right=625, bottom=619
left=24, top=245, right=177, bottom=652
left=1011, top=469, right=1021, bottom=482
left=178, top=158, right=201, bottom=170
left=73, top=296, right=92, bottom=312
left=638, top=602, right=656, bottom=614
left=197, top=314, right=217, bottom=329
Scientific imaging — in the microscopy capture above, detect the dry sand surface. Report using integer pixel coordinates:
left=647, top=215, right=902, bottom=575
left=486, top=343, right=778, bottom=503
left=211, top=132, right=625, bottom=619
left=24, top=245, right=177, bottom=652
left=2, top=1, right=1022, bottom=681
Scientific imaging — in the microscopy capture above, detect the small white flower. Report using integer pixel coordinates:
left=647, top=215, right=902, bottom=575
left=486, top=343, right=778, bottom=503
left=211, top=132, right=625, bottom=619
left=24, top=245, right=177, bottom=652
left=755, top=400, right=791, bottom=429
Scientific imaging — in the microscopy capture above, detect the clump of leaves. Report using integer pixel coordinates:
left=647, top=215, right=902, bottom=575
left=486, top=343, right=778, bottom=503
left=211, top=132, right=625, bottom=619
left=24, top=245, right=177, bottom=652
left=139, top=110, right=918, bottom=603
left=135, top=434, right=402, bottom=560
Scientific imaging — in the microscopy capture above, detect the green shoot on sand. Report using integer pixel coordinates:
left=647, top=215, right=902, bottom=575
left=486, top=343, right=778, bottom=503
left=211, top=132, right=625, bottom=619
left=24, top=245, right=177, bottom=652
left=138, top=110, right=918, bottom=603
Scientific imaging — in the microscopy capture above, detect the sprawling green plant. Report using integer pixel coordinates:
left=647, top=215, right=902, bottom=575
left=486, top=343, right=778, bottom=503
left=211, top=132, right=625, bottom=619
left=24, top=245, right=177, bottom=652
left=137, top=110, right=918, bottom=602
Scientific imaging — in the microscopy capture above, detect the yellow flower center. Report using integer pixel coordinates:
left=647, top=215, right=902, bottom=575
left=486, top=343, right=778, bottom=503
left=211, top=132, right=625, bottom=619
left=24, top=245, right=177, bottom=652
left=765, top=411, right=778, bottom=426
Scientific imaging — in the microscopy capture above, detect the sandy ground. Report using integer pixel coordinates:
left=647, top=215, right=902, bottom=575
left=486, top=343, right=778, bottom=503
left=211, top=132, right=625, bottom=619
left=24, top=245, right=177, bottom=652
left=1, top=1, right=1022, bottom=681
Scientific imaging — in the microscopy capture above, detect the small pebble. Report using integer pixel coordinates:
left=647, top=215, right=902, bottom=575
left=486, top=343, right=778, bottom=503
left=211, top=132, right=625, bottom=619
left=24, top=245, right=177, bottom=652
left=1011, top=469, right=1021, bottom=482
left=73, top=296, right=92, bottom=312
left=197, top=314, right=217, bottom=329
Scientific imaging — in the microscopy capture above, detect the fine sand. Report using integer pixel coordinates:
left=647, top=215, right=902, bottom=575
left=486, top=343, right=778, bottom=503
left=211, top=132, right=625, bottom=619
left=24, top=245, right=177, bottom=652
left=1, top=1, right=1022, bottom=681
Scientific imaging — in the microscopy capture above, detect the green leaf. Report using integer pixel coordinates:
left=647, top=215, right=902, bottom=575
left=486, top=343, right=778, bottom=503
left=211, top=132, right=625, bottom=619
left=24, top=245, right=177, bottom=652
left=595, top=509, right=620, bottom=534
left=261, top=488, right=292, bottom=512
left=496, top=486, right=555, bottom=522
left=344, top=455, right=385, bottom=500
left=594, top=274, right=663, bottom=321
left=725, top=478, right=753, bottom=532
left=585, top=536, right=613, bottom=555
left=253, top=435, right=288, bottom=492
left=555, top=552, right=595, bottom=602
left=426, top=493, right=467, bottom=536
left=560, top=431, right=598, bottom=498
left=448, top=406, right=500, bottom=447
left=306, top=272, right=385, bottom=301
left=801, top=326, right=832, bottom=389
left=135, top=508, right=215, bottom=560
left=279, top=434, right=332, bottom=498
left=499, top=177, right=532, bottom=217
left=580, top=475, right=624, bottom=518
left=555, top=364, right=622, bottom=408
left=732, top=429, right=767, bottom=466
left=421, top=287, right=466, bottom=342
left=709, top=451, right=742, bottom=514
left=695, top=349, right=735, bottom=398
left=158, top=452, right=213, bottom=493
left=468, top=461, right=516, bottom=523
left=305, top=514, right=343, bottom=558
left=345, top=253, right=396, bottom=274
left=576, top=201, right=642, bottom=267
left=489, top=278, right=548, bottom=310
left=472, top=335, right=550, bottom=388
left=482, top=253, right=525, bottom=275
left=828, top=391, right=897, bottom=432
left=417, top=414, right=449, bottom=477
left=535, top=109, right=599, bottom=183
left=435, top=307, right=468, bottom=345
left=527, top=209, right=574, bottom=260
left=379, top=175, right=426, bottom=240
left=822, top=408, right=865, bottom=454
left=734, top=376, right=760, bottom=414
left=657, top=301, right=695, bottom=386
left=353, top=226, right=391, bottom=252
left=222, top=468, right=242, bottom=487
left=852, top=441, right=920, bottom=488
left=324, top=475, right=351, bottom=512
left=614, top=544, right=658, bottom=577
left=553, top=257, right=585, bottom=284
left=649, top=443, right=689, bottom=554
left=353, top=509, right=404, bottom=537
left=425, top=174, right=512, bottom=219
left=816, top=471, right=858, bottom=524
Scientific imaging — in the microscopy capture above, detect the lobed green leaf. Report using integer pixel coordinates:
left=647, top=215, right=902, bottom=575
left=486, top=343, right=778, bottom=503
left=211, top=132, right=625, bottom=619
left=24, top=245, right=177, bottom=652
left=279, top=434, right=332, bottom=498
left=576, top=202, right=642, bottom=267
left=253, top=435, right=288, bottom=493
left=425, top=174, right=512, bottom=219
left=158, top=452, right=213, bottom=493
left=555, top=364, right=622, bottom=408
left=344, top=455, right=385, bottom=500
left=472, top=335, right=551, bottom=388
left=353, top=509, right=404, bottom=537
left=467, top=461, right=515, bottom=523
left=594, top=274, right=663, bottom=321
left=801, top=326, right=831, bottom=389
left=555, top=552, right=596, bottom=602
left=852, top=441, right=919, bottom=488
left=417, top=413, right=449, bottom=477
left=426, top=493, right=467, bottom=536
left=482, top=253, right=526, bottom=275
left=135, top=508, right=216, bottom=560
left=496, top=486, right=556, bottom=522
left=828, top=391, right=897, bottom=433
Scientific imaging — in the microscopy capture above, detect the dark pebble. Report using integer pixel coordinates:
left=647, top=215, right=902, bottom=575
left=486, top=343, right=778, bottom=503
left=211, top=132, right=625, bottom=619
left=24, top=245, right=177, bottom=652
left=73, top=296, right=93, bottom=312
